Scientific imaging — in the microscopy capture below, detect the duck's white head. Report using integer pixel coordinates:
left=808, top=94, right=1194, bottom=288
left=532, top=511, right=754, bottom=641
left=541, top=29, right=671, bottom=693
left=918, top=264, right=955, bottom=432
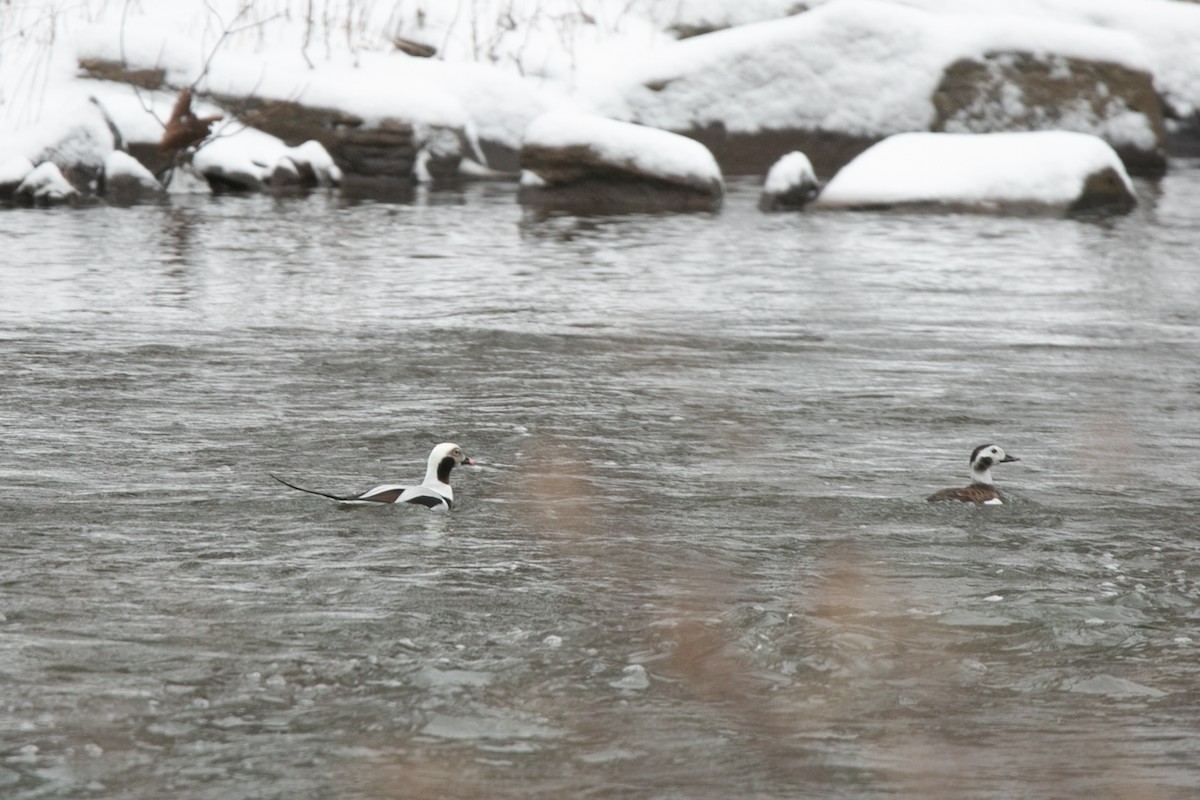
left=425, top=442, right=475, bottom=486
left=969, top=444, right=1018, bottom=484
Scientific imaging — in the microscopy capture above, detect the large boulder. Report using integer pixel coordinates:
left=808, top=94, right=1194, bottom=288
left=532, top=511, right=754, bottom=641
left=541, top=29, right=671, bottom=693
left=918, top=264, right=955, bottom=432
left=812, top=131, right=1136, bottom=215
left=876, top=0, right=1200, bottom=158
left=933, top=52, right=1164, bottom=174
left=518, top=112, right=723, bottom=214
left=600, top=0, right=1164, bottom=177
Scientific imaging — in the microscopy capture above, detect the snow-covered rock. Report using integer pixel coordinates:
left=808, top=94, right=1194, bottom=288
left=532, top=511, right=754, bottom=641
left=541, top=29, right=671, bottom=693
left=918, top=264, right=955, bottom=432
left=0, top=103, right=115, bottom=190
left=102, top=150, right=163, bottom=205
left=192, top=128, right=340, bottom=192
left=759, top=151, right=820, bottom=211
left=599, top=0, right=1163, bottom=175
left=853, top=0, right=1200, bottom=125
left=813, top=130, right=1136, bottom=214
left=15, top=162, right=80, bottom=206
left=80, top=49, right=561, bottom=178
left=519, top=111, right=723, bottom=213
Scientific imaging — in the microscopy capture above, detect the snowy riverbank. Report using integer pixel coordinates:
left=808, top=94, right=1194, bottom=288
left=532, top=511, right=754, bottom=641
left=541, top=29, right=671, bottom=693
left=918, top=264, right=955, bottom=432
left=1, top=0, right=1198, bottom=214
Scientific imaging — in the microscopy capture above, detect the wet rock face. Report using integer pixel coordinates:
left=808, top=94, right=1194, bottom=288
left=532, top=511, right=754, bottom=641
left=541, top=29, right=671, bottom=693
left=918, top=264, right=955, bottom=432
left=933, top=52, right=1166, bottom=175
left=1071, top=166, right=1138, bottom=213
left=671, top=124, right=875, bottom=181
left=205, top=96, right=364, bottom=155
left=332, top=120, right=418, bottom=180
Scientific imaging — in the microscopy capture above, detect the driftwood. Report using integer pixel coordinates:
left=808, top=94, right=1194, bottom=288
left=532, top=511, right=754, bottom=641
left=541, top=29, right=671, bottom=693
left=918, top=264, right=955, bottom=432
left=393, top=37, right=437, bottom=58
left=160, top=88, right=224, bottom=152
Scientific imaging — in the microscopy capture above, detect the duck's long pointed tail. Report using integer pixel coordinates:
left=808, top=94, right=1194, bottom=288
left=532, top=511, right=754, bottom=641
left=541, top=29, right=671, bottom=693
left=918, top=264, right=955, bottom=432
left=270, top=473, right=354, bottom=502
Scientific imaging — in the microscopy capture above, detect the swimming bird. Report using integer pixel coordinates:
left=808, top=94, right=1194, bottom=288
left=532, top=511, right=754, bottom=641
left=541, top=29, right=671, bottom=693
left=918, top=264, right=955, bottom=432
left=272, top=442, right=475, bottom=511
left=926, top=444, right=1020, bottom=505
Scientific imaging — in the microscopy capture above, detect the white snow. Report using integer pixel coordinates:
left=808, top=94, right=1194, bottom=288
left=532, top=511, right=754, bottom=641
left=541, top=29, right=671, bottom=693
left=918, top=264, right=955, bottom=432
left=0, top=101, right=114, bottom=172
left=596, top=0, right=1151, bottom=140
left=16, top=162, right=78, bottom=202
left=523, top=111, right=722, bottom=190
left=764, top=152, right=817, bottom=195
left=1, top=0, right=1198, bottom=203
left=0, top=156, right=35, bottom=186
left=103, top=150, right=160, bottom=188
left=831, top=0, right=1200, bottom=118
left=815, top=131, right=1133, bottom=208
left=192, top=126, right=340, bottom=188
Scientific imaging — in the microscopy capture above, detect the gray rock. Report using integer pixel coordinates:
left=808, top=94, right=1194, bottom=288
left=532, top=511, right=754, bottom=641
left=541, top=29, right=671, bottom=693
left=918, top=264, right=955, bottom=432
left=101, top=150, right=164, bottom=205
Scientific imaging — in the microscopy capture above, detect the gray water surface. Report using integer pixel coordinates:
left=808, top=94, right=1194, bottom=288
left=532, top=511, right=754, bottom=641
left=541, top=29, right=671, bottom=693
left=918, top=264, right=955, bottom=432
left=2, top=174, right=1199, bottom=799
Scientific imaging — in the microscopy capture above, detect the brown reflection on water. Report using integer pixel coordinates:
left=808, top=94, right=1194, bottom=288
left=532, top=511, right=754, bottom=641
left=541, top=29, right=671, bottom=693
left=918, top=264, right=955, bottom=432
left=338, top=437, right=1183, bottom=799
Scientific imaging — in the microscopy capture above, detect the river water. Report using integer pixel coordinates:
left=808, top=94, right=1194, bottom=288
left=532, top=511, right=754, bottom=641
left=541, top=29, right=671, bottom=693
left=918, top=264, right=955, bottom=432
left=2, top=170, right=1199, bottom=799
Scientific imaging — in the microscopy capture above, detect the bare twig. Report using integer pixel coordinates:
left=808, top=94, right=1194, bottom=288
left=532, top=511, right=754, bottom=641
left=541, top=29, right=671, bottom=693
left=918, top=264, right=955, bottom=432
left=300, top=0, right=315, bottom=69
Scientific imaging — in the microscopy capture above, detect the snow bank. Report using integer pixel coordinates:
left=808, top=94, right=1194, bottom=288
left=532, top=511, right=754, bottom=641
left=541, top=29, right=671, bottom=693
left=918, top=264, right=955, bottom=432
left=815, top=131, right=1134, bottom=211
left=71, top=6, right=570, bottom=153
left=522, top=112, right=722, bottom=191
left=596, top=0, right=1149, bottom=139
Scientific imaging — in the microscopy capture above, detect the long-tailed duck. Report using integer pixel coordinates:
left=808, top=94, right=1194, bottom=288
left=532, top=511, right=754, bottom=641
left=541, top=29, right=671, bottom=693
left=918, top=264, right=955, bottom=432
left=272, top=442, right=475, bottom=511
left=926, top=444, right=1020, bottom=505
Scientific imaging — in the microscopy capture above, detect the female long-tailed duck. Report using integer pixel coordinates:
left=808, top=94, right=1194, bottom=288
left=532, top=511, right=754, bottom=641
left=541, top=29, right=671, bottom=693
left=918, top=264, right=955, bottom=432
left=272, top=442, right=475, bottom=512
left=926, top=444, right=1020, bottom=505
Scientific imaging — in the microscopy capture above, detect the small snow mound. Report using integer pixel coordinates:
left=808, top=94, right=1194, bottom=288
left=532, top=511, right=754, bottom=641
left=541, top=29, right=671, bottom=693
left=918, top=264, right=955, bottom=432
left=815, top=130, right=1135, bottom=213
left=764, top=151, right=817, bottom=194
left=287, top=140, right=342, bottom=186
left=103, top=151, right=160, bottom=188
left=760, top=150, right=819, bottom=210
left=15, top=162, right=78, bottom=204
left=102, top=150, right=163, bottom=204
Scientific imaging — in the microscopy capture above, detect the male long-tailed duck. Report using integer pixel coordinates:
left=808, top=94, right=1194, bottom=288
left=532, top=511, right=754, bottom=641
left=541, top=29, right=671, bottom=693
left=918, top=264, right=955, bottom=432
left=926, top=444, right=1020, bottom=505
left=272, top=442, right=475, bottom=512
